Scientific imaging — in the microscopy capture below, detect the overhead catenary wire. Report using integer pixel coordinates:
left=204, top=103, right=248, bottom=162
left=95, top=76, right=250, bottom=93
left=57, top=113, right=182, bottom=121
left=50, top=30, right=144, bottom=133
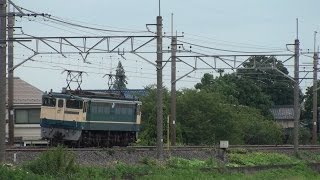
left=26, top=57, right=302, bottom=85
left=14, top=57, right=195, bottom=79
left=18, top=64, right=200, bottom=83
left=13, top=53, right=195, bottom=73
left=18, top=64, right=300, bottom=90
left=183, top=32, right=288, bottom=51
left=183, top=36, right=288, bottom=51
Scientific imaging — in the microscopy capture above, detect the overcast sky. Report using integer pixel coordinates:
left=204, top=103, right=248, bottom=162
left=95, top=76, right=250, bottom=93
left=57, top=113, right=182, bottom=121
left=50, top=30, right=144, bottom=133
left=11, top=0, right=320, bottom=92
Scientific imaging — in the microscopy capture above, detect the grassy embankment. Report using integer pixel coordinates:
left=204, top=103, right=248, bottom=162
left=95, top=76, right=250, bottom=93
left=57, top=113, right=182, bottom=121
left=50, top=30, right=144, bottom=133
left=1, top=147, right=320, bottom=180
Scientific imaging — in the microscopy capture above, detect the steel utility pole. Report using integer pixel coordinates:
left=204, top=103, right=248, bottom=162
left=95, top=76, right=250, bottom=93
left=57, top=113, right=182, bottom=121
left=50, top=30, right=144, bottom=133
left=171, top=35, right=177, bottom=146
left=293, top=38, right=300, bottom=154
left=0, top=0, right=7, bottom=163
left=312, top=52, right=318, bottom=144
left=156, top=15, right=163, bottom=159
left=312, top=31, right=318, bottom=144
left=8, top=13, right=14, bottom=146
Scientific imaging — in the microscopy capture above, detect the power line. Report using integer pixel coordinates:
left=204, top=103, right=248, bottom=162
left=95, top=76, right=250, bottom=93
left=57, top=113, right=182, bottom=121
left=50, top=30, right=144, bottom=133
left=19, top=6, right=151, bottom=34
left=49, top=15, right=150, bottom=34
left=22, top=17, right=96, bottom=36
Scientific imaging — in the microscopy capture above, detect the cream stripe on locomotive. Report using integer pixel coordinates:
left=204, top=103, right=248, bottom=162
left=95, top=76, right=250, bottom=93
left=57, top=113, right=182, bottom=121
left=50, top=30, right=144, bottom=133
left=82, top=121, right=138, bottom=124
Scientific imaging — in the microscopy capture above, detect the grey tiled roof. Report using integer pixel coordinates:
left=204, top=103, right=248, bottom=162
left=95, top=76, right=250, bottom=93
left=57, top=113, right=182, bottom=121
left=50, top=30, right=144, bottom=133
left=6, top=78, right=43, bottom=105
left=270, top=106, right=294, bottom=120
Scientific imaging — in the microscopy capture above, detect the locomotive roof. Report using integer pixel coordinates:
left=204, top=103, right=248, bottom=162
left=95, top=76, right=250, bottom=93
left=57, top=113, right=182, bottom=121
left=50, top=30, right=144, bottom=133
left=43, top=90, right=140, bottom=102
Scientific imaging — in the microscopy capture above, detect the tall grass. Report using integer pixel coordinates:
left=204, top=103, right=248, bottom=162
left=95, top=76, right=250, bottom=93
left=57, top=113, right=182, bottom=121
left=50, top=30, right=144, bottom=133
left=23, top=146, right=78, bottom=177
left=0, top=165, right=49, bottom=180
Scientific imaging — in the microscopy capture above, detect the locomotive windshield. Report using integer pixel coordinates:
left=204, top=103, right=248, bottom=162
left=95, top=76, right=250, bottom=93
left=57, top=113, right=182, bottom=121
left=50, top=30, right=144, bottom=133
left=42, top=97, right=56, bottom=107
left=66, top=99, right=83, bottom=109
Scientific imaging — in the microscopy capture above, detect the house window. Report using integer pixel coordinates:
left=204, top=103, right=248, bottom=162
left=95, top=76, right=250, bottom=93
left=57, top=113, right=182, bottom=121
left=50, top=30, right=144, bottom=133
left=15, top=109, right=41, bottom=124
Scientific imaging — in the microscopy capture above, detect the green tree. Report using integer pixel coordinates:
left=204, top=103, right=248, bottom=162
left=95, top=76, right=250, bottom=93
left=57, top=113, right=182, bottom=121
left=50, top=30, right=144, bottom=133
left=195, top=73, right=215, bottom=90
left=237, top=56, right=294, bottom=105
left=139, top=74, right=284, bottom=145
left=217, top=69, right=224, bottom=77
left=138, top=85, right=180, bottom=145
left=301, top=81, right=320, bottom=130
left=176, top=89, right=282, bottom=145
left=112, top=61, right=127, bottom=90
left=195, top=73, right=272, bottom=117
left=177, top=89, right=238, bottom=144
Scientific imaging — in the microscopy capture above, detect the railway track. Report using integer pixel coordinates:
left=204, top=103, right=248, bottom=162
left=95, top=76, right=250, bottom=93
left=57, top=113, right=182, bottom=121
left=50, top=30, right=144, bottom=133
left=5, top=145, right=320, bottom=152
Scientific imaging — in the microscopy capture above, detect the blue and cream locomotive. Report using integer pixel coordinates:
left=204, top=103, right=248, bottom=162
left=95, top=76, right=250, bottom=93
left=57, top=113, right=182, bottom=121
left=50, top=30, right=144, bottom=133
left=40, top=89, right=142, bottom=147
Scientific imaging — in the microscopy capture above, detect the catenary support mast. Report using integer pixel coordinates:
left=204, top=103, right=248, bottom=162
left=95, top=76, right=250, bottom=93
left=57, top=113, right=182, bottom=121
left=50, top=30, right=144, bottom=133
left=312, top=31, right=318, bottom=144
left=0, top=0, right=7, bottom=163
left=156, top=15, right=164, bottom=159
left=293, top=38, right=300, bottom=154
left=171, top=36, right=177, bottom=146
left=8, top=11, right=14, bottom=146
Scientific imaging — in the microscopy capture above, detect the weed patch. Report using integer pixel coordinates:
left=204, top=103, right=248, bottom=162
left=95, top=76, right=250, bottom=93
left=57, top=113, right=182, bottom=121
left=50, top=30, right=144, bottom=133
left=23, top=146, right=78, bottom=178
left=227, top=152, right=300, bottom=167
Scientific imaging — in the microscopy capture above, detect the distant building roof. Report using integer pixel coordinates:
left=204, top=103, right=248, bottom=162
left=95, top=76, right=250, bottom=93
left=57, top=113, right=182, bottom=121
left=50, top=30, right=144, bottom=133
left=6, top=77, right=43, bottom=105
left=270, top=105, right=294, bottom=120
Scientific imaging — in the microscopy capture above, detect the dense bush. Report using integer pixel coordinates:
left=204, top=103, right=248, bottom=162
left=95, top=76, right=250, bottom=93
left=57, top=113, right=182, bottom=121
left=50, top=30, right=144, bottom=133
left=286, top=127, right=311, bottom=145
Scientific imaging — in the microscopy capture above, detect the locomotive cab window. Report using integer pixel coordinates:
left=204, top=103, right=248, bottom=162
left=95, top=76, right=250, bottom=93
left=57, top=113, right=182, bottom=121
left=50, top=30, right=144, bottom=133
left=42, top=98, right=56, bottom=107
left=66, top=99, right=83, bottom=109
left=58, top=99, right=64, bottom=108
